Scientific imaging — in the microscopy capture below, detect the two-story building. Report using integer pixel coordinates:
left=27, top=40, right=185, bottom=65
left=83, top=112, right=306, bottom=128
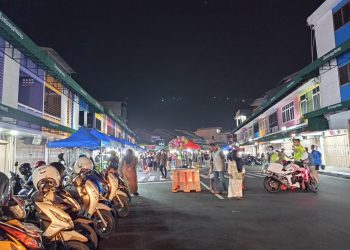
left=0, top=11, right=137, bottom=174
left=233, top=0, right=350, bottom=168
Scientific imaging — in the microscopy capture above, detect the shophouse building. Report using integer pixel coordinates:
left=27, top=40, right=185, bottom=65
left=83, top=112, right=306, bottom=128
left=233, top=0, right=350, bottom=168
left=0, top=11, right=137, bottom=174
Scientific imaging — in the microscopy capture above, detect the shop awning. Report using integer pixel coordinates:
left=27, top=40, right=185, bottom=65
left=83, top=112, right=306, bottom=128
left=303, top=100, right=350, bottom=119
left=0, top=103, right=75, bottom=134
left=48, top=127, right=102, bottom=148
left=232, top=39, right=350, bottom=134
left=89, top=129, right=112, bottom=147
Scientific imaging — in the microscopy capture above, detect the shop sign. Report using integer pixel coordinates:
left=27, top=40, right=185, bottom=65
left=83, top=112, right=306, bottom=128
left=32, top=135, right=42, bottom=145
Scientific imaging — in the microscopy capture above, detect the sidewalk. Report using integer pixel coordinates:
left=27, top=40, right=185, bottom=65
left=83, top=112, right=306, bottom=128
left=318, top=166, right=350, bottom=179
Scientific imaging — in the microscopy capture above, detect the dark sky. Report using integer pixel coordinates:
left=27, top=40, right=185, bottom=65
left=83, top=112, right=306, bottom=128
left=1, top=0, right=324, bottom=131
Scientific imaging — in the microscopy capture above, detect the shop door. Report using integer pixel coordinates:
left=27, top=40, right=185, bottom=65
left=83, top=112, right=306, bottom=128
left=324, top=133, right=350, bottom=168
left=0, top=143, right=8, bottom=173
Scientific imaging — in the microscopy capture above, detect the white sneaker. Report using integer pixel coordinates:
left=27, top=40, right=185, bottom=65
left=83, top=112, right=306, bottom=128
left=160, top=177, right=166, bottom=180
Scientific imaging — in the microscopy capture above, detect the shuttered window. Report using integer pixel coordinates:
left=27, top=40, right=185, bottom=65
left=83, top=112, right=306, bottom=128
left=44, top=87, right=61, bottom=118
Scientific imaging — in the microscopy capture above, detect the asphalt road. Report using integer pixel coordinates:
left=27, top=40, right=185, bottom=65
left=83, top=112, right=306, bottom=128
left=100, top=167, right=350, bottom=250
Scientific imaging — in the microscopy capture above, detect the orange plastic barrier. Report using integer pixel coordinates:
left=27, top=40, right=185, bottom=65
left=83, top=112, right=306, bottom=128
left=172, top=168, right=201, bottom=193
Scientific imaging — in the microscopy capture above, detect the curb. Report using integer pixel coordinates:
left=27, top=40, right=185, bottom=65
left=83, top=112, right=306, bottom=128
left=318, top=171, right=350, bottom=180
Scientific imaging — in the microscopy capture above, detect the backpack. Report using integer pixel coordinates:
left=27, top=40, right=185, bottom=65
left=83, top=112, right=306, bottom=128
left=109, top=158, right=119, bottom=168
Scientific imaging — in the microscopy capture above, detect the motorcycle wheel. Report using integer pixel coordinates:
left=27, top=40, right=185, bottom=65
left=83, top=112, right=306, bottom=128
left=307, top=177, right=319, bottom=193
left=263, top=176, right=280, bottom=193
left=115, top=196, right=130, bottom=218
left=75, top=222, right=99, bottom=250
left=93, top=210, right=116, bottom=239
left=60, top=240, right=90, bottom=250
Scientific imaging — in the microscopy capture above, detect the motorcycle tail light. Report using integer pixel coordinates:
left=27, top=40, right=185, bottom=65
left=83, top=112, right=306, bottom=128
left=281, top=185, right=287, bottom=191
left=0, top=225, right=40, bottom=249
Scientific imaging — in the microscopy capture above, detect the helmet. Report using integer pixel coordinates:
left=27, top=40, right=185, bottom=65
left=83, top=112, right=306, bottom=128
left=32, top=165, right=61, bottom=191
left=19, top=163, right=32, bottom=177
left=34, top=160, right=46, bottom=169
left=50, top=162, right=66, bottom=178
left=73, top=156, right=93, bottom=174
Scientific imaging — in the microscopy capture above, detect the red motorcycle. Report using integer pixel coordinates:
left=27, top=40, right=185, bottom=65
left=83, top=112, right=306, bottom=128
left=262, top=162, right=318, bottom=193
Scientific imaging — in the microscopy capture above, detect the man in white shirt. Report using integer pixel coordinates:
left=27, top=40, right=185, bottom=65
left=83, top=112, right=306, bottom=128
left=210, top=143, right=227, bottom=194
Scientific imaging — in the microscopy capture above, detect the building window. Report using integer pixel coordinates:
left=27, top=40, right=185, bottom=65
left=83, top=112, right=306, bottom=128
left=95, top=118, right=102, bottom=131
left=312, top=86, right=321, bottom=110
left=79, top=111, right=85, bottom=126
left=268, top=112, right=278, bottom=133
left=282, top=101, right=295, bottom=123
left=44, top=87, right=61, bottom=118
left=247, top=126, right=253, bottom=138
left=18, top=74, right=44, bottom=112
left=333, top=2, right=350, bottom=30
left=300, top=94, right=308, bottom=115
left=339, top=64, right=350, bottom=85
left=253, top=122, right=259, bottom=134
left=259, top=118, right=267, bottom=135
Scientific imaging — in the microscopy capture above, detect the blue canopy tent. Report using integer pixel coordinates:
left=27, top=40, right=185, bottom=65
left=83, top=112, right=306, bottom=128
left=89, top=128, right=112, bottom=147
left=48, top=127, right=102, bottom=148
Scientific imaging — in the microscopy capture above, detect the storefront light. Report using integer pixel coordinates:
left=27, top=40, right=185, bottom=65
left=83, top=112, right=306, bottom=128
left=281, top=126, right=287, bottom=131
left=248, top=138, right=253, bottom=142
left=291, top=133, right=296, bottom=137
left=10, top=130, right=18, bottom=136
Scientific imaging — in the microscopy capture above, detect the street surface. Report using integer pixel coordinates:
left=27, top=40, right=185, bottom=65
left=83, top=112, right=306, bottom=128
left=101, top=167, right=350, bottom=250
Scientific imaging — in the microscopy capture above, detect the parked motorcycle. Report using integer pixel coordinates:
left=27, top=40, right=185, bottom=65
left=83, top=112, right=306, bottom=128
left=262, top=162, right=318, bottom=193
left=32, top=165, right=90, bottom=249
left=0, top=171, right=43, bottom=250
left=66, top=156, right=117, bottom=239
left=0, top=220, right=43, bottom=250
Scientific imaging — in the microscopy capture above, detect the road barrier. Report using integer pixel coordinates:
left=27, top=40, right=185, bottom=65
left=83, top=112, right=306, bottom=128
left=172, top=168, right=201, bottom=193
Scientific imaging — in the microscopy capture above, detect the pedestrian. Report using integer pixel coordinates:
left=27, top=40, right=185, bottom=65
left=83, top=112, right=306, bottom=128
left=120, top=149, right=139, bottom=196
left=58, top=153, right=66, bottom=167
left=311, top=145, right=322, bottom=171
left=155, top=152, right=161, bottom=172
left=108, top=150, right=119, bottom=171
left=209, top=143, right=227, bottom=194
left=227, top=150, right=243, bottom=199
left=292, top=138, right=306, bottom=166
left=310, top=145, right=321, bottom=183
left=159, top=150, right=168, bottom=179
left=146, top=153, right=153, bottom=174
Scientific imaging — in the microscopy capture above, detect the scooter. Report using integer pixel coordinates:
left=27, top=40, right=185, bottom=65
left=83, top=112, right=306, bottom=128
left=32, top=165, right=90, bottom=249
left=67, top=156, right=117, bottom=239
left=0, top=220, right=43, bottom=250
left=0, top=171, right=43, bottom=250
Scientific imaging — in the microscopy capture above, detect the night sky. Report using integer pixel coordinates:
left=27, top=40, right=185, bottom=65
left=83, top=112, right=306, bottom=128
left=1, top=0, right=325, bottom=131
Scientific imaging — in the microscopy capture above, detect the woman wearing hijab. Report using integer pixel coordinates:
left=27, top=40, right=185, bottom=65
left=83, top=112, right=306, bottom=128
left=120, top=149, right=139, bottom=196
left=227, top=150, right=243, bottom=199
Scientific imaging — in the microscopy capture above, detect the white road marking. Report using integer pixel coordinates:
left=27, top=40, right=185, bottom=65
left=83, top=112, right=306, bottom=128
left=244, top=175, right=255, bottom=178
left=200, top=181, right=225, bottom=200
left=148, top=176, right=156, bottom=182
left=246, top=173, right=265, bottom=178
left=137, top=176, right=146, bottom=182
left=320, top=174, right=350, bottom=181
left=138, top=181, right=172, bottom=185
left=200, top=174, right=209, bottom=179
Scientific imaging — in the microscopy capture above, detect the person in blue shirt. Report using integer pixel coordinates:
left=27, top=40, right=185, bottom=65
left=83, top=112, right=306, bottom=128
left=311, top=145, right=322, bottom=170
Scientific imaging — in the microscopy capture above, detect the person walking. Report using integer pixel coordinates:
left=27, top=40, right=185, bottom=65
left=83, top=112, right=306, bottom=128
left=310, top=145, right=321, bottom=183
left=120, top=149, right=139, bottom=196
left=159, top=150, right=168, bottom=179
left=155, top=152, right=161, bottom=172
left=227, top=150, right=243, bottom=199
left=210, top=143, right=227, bottom=194
left=107, top=150, right=119, bottom=172
left=311, top=145, right=322, bottom=171
left=58, top=153, right=66, bottom=167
